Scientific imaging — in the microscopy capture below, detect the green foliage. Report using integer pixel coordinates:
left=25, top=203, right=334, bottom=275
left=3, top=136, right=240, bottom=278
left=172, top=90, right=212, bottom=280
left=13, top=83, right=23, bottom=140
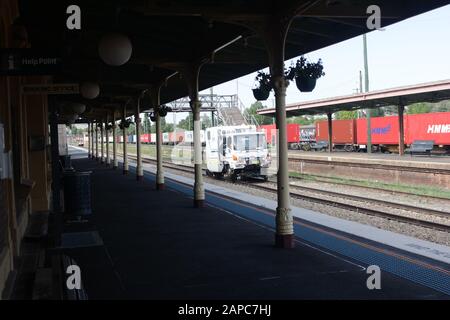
left=407, top=102, right=433, bottom=114
left=201, top=114, right=212, bottom=129
left=286, top=56, right=325, bottom=80
left=287, top=116, right=315, bottom=125
left=254, top=71, right=272, bottom=90
left=335, top=110, right=358, bottom=120
left=369, top=108, right=385, bottom=117
left=245, top=101, right=273, bottom=125
left=177, top=113, right=194, bottom=130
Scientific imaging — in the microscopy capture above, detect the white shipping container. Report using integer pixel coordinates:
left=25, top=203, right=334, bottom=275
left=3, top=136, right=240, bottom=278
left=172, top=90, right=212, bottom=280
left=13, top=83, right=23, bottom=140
left=162, top=132, right=169, bottom=144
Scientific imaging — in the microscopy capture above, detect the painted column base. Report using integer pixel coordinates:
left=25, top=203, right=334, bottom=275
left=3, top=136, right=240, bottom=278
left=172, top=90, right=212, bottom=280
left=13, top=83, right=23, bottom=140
left=136, top=175, right=143, bottom=181
left=275, top=234, right=295, bottom=249
left=156, top=183, right=164, bottom=190
left=123, top=169, right=128, bottom=175
left=113, top=166, right=118, bottom=170
left=194, top=199, right=204, bottom=208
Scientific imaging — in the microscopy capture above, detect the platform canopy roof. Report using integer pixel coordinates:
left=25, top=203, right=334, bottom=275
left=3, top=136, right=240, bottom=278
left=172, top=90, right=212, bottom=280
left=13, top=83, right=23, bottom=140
left=16, top=0, right=449, bottom=121
left=257, top=79, right=450, bottom=117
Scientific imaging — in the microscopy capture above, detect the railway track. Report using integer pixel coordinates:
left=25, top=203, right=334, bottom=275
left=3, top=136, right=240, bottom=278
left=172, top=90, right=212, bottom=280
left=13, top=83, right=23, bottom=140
left=287, top=156, right=450, bottom=175
left=249, top=181, right=450, bottom=233
left=289, top=174, right=450, bottom=202
left=112, top=151, right=450, bottom=232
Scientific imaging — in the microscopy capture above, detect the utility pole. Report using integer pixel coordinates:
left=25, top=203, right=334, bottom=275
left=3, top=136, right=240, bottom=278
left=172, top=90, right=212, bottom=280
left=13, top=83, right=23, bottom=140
left=363, top=34, right=372, bottom=154
left=210, top=87, right=214, bottom=127
left=359, top=70, right=363, bottom=94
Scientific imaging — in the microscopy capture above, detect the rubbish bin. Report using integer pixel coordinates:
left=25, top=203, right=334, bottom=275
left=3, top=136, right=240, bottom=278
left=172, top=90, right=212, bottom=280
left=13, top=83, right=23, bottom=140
left=63, top=171, right=92, bottom=216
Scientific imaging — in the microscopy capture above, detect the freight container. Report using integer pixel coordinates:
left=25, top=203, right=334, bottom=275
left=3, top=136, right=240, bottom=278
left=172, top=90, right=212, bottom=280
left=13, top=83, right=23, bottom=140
left=168, top=132, right=175, bottom=145
left=316, top=119, right=357, bottom=151
left=150, top=133, right=156, bottom=144
left=140, top=133, right=150, bottom=144
left=162, top=132, right=170, bottom=144
left=405, top=112, right=450, bottom=146
left=184, top=131, right=193, bottom=144
left=356, top=115, right=400, bottom=148
left=287, top=123, right=300, bottom=149
left=258, top=124, right=276, bottom=145
left=175, top=130, right=185, bottom=144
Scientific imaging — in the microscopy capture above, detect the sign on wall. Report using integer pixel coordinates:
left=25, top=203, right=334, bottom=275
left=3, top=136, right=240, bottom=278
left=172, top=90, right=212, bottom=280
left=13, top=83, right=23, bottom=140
left=21, top=83, right=79, bottom=95
left=0, top=49, right=63, bottom=75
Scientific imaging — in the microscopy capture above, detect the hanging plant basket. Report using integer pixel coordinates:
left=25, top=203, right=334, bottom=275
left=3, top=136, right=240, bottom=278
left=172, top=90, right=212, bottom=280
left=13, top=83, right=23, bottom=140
left=286, top=56, right=325, bottom=93
left=119, top=118, right=131, bottom=129
left=252, top=87, right=270, bottom=101
left=295, top=75, right=317, bottom=92
left=252, top=71, right=272, bottom=101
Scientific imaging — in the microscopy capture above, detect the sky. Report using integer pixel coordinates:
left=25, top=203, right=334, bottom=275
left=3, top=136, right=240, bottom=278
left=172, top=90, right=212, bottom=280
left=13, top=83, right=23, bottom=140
left=167, top=4, right=450, bottom=124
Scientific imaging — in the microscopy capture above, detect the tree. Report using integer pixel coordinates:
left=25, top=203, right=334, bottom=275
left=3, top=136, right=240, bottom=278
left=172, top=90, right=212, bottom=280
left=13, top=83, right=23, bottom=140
left=407, top=103, right=432, bottom=114
left=287, top=116, right=315, bottom=125
left=177, top=113, right=193, bottom=130
left=335, top=110, right=358, bottom=120
left=245, top=101, right=273, bottom=125
left=201, top=114, right=212, bottom=129
left=369, top=108, right=385, bottom=117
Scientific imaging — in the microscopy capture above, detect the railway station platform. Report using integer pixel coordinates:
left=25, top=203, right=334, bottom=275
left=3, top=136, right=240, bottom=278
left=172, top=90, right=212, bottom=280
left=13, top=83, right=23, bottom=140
left=287, top=151, right=450, bottom=190
left=53, top=148, right=450, bottom=299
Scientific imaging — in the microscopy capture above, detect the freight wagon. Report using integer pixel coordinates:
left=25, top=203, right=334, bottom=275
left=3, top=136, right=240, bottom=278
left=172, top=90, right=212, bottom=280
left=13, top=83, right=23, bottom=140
left=356, top=115, right=400, bottom=152
left=405, top=112, right=450, bottom=150
left=258, top=123, right=303, bottom=150
left=140, top=133, right=150, bottom=144
left=316, top=119, right=357, bottom=151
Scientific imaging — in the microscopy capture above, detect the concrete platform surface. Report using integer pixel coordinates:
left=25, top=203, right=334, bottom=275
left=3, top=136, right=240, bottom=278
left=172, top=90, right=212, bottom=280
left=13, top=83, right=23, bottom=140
left=61, top=154, right=448, bottom=299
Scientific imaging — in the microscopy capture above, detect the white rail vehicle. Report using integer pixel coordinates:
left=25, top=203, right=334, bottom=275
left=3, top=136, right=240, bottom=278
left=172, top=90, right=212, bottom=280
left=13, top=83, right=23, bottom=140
left=205, top=125, right=270, bottom=181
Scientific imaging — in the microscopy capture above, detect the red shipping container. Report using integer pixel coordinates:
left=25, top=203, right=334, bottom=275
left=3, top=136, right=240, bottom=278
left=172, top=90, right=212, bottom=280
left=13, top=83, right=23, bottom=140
left=175, top=130, right=185, bottom=144
left=356, top=115, right=400, bottom=145
left=316, top=119, right=356, bottom=144
left=259, top=124, right=276, bottom=144
left=168, top=132, right=175, bottom=143
left=140, top=133, right=150, bottom=143
left=286, top=123, right=299, bottom=143
left=405, top=112, right=450, bottom=145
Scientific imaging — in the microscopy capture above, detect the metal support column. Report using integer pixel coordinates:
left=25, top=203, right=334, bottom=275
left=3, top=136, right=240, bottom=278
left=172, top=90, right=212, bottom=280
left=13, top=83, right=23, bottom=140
left=113, top=112, right=118, bottom=169
left=106, top=116, right=110, bottom=166
left=152, top=86, right=164, bottom=190
left=100, top=122, right=104, bottom=163
left=87, top=122, right=91, bottom=158
left=327, top=112, right=333, bottom=153
left=89, top=122, right=93, bottom=158
left=398, top=104, right=405, bottom=156
left=122, top=105, right=129, bottom=174
left=261, top=18, right=294, bottom=248
left=49, top=98, right=62, bottom=246
left=95, top=123, right=99, bottom=161
left=135, top=98, right=143, bottom=180
left=184, top=64, right=205, bottom=207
